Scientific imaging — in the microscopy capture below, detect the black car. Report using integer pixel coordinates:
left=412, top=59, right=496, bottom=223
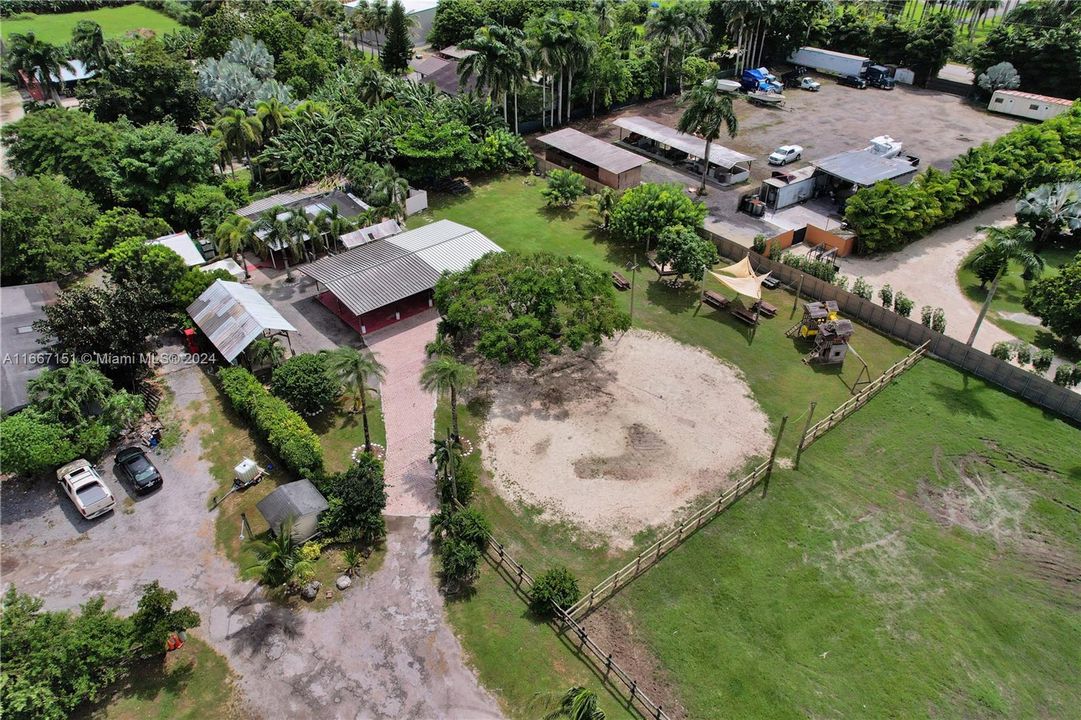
left=838, top=75, right=867, bottom=89
left=114, top=447, right=163, bottom=493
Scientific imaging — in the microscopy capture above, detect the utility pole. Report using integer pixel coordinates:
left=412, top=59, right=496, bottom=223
left=794, top=401, right=817, bottom=470
left=627, top=255, right=640, bottom=327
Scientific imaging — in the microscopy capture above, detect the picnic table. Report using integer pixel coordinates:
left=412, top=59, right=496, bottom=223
left=702, top=290, right=730, bottom=310
left=754, top=300, right=778, bottom=318
left=611, top=271, right=631, bottom=291
left=730, top=306, right=758, bottom=325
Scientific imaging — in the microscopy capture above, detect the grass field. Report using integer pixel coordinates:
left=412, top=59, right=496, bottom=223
left=902, top=0, right=1003, bottom=44
left=1, top=5, right=181, bottom=45
left=416, top=175, right=1080, bottom=718
left=957, top=244, right=1075, bottom=348
left=75, top=636, right=245, bottom=720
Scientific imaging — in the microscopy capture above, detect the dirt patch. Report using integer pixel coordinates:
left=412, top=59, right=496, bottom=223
left=579, top=605, right=688, bottom=720
left=918, top=453, right=1031, bottom=547
left=480, top=330, right=771, bottom=549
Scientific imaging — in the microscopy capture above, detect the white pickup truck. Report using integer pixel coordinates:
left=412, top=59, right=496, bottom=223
left=798, top=77, right=821, bottom=91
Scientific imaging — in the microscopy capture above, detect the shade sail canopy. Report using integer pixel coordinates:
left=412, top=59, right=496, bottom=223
left=716, top=256, right=757, bottom=279
left=710, top=270, right=770, bottom=301
left=613, top=116, right=754, bottom=169
left=187, top=280, right=296, bottom=363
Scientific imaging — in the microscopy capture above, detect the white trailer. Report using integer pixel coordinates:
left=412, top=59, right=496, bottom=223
left=759, top=166, right=820, bottom=210
left=988, top=90, right=1073, bottom=121
left=788, top=47, right=869, bottom=78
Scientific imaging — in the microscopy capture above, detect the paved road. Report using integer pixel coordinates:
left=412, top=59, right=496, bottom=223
left=1, top=364, right=499, bottom=719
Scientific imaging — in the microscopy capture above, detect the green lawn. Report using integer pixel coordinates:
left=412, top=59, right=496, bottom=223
left=902, top=0, right=1003, bottom=44
left=1, top=5, right=181, bottom=45
left=74, top=637, right=245, bottom=720
left=957, top=245, right=1075, bottom=348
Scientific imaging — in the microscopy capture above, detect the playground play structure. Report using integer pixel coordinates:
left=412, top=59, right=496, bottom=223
left=787, top=300, right=872, bottom=390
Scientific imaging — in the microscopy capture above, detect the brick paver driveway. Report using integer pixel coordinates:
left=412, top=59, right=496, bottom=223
left=366, top=310, right=442, bottom=517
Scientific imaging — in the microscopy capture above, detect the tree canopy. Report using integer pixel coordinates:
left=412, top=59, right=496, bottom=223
left=435, top=251, right=630, bottom=366
left=1024, top=252, right=1081, bottom=342
left=609, top=183, right=707, bottom=250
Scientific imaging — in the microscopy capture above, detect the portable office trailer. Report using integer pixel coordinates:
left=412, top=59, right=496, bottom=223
left=988, top=90, right=1073, bottom=121
left=787, top=47, right=869, bottom=78
left=758, top=166, right=820, bottom=210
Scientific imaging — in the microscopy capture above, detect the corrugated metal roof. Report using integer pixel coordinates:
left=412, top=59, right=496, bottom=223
left=300, top=220, right=502, bottom=317
left=236, top=189, right=322, bottom=219
left=186, top=280, right=297, bottom=363
left=341, top=220, right=403, bottom=249
left=994, top=89, right=1074, bottom=107
left=612, top=116, right=754, bottom=168
left=811, top=149, right=919, bottom=186
left=150, top=231, right=205, bottom=267
left=537, top=128, right=649, bottom=174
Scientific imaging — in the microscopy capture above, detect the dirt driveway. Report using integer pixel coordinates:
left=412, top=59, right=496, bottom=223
left=1, top=364, right=499, bottom=719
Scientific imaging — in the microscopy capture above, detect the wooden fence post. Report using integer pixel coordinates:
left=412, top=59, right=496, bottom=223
left=794, top=401, right=817, bottom=470
left=762, top=415, right=788, bottom=497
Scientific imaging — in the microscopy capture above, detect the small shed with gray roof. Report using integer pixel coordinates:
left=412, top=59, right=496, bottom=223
left=302, top=219, right=502, bottom=335
left=256, top=479, right=329, bottom=543
left=187, top=280, right=296, bottom=363
left=537, top=128, right=650, bottom=189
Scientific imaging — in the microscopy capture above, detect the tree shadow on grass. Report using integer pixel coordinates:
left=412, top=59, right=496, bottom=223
left=927, top=379, right=996, bottom=420
left=537, top=205, right=580, bottom=223
left=73, top=653, right=197, bottom=718
left=644, top=276, right=699, bottom=315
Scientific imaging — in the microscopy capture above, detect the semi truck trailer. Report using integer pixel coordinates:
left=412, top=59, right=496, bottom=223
left=787, top=47, right=870, bottom=78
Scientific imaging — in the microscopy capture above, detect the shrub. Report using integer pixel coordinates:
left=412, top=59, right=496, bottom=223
left=478, top=129, right=532, bottom=172
left=931, top=308, right=947, bottom=334
left=218, top=366, right=324, bottom=476
left=317, top=454, right=386, bottom=545
left=542, top=169, right=587, bottom=208
left=921, top=305, right=934, bottom=327
left=1074, top=363, right=1081, bottom=386
left=448, top=507, right=491, bottom=551
left=271, top=353, right=340, bottom=416
left=879, top=283, right=894, bottom=307
left=438, top=538, right=482, bottom=588
left=1032, top=348, right=1054, bottom=374
left=1053, top=363, right=1078, bottom=387
left=529, top=566, right=580, bottom=619
left=833, top=275, right=849, bottom=292
left=298, top=541, right=322, bottom=565
left=752, top=234, right=767, bottom=254
left=991, top=341, right=1014, bottom=361
left=893, top=291, right=914, bottom=318
left=1014, top=343, right=1034, bottom=365
left=852, top=276, right=873, bottom=300
left=0, top=411, right=76, bottom=477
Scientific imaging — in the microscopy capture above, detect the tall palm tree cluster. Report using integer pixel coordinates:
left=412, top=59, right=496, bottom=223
left=645, top=4, right=708, bottom=96
left=901, top=0, right=1004, bottom=35
left=4, top=31, right=76, bottom=101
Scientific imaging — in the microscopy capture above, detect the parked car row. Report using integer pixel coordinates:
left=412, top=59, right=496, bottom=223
left=56, top=447, right=164, bottom=520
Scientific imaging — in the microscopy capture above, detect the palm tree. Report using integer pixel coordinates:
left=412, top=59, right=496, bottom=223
left=247, top=337, right=286, bottom=372
left=529, top=13, right=572, bottom=127
left=459, top=26, right=510, bottom=124
left=428, top=435, right=461, bottom=499
left=315, top=205, right=353, bottom=253
left=369, top=165, right=409, bottom=221
left=964, top=225, right=1044, bottom=345
left=27, top=362, right=113, bottom=427
left=215, top=108, right=262, bottom=176
left=215, top=215, right=253, bottom=277
left=587, top=188, right=619, bottom=230
left=245, top=519, right=314, bottom=588
left=255, top=97, right=293, bottom=144
left=323, top=347, right=386, bottom=452
left=1015, top=181, right=1081, bottom=247
left=645, top=6, right=682, bottom=96
left=425, top=333, right=454, bottom=358
left=543, top=686, right=606, bottom=720
left=254, top=205, right=302, bottom=279
left=4, top=32, right=76, bottom=101
left=676, top=84, right=739, bottom=196
left=419, top=357, right=477, bottom=441
left=70, top=20, right=108, bottom=71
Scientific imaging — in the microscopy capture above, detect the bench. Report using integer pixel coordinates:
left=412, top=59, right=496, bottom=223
left=702, top=290, right=730, bottom=310
left=761, top=276, right=781, bottom=289
left=730, top=307, right=758, bottom=325
left=755, top=300, right=778, bottom=318
left=611, top=271, right=631, bottom=291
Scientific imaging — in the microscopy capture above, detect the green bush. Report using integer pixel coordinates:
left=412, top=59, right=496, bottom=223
left=1014, top=343, right=1034, bottom=365
left=478, top=129, right=533, bottom=172
left=852, top=277, right=873, bottom=300
left=529, top=566, right=581, bottom=619
left=991, top=341, right=1014, bottom=361
left=1032, top=348, right=1054, bottom=374
left=317, top=454, right=387, bottom=546
left=893, top=292, right=914, bottom=318
left=1052, top=364, right=1078, bottom=387
left=920, top=305, right=934, bottom=327
left=0, top=411, right=77, bottom=477
left=879, top=283, right=893, bottom=307
left=438, top=538, right=482, bottom=588
left=931, top=308, right=946, bottom=334
left=846, top=106, right=1081, bottom=253
left=542, top=169, right=587, bottom=208
left=218, top=366, right=324, bottom=477
left=271, top=353, right=340, bottom=416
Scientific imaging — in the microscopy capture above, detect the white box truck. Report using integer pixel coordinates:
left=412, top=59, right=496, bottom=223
left=788, top=47, right=870, bottom=78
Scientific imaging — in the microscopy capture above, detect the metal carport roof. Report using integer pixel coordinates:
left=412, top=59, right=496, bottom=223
left=612, top=116, right=754, bottom=168
left=187, top=280, right=296, bottom=363
left=301, top=220, right=502, bottom=317
left=811, top=149, right=919, bottom=186
left=537, top=128, right=650, bottom=174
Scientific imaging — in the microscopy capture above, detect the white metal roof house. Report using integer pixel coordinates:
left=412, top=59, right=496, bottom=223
left=150, top=231, right=206, bottom=267
left=186, top=280, right=296, bottom=363
left=301, top=219, right=502, bottom=335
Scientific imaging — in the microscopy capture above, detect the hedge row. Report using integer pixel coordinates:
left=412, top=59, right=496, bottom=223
left=218, top=367, right=324, bottom=478
left=845, top=104, right=1081, bottom=254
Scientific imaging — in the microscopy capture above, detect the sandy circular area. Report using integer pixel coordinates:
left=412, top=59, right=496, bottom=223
left=480, top=330, right=771, bottom=549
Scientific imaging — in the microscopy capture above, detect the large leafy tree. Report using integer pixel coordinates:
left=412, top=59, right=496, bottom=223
left=380, top=0, right=414, bottom=73
left=428, top=0, right=487, bottom=48
left=0, top=175, right=99, bottom=285
left=70, top=19, right=112, bottom=72
left=435, top=252, right=631, bottom=366
left=106, top=240, right=189, bottom=311
left=323, top=347, right=386, bottom=451
left=655, top=224, right=720, bottom=281
left=0, top=109, right=118, bottom=207
left=609, top=183, right=708, bottom=250
left=1024, top=252, right=1081, bottom=343
left=393, top=114, right=476, bottom=182
left=78, top=38, right=202, bottom=128
left=317, top=454, right=387, bottom=545
left=965, top=225, right=1044, bottom=345
left=676, top=84, right=738, bottom=196
left=904, top=12, right=957, bottom=87
left=112, top=119, right=218, bottom=215
left=420, top=357, right=477, bottom=441
left=195, top=5, right=252, bottom=59
left=127, top=582, right=200, bottom=659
